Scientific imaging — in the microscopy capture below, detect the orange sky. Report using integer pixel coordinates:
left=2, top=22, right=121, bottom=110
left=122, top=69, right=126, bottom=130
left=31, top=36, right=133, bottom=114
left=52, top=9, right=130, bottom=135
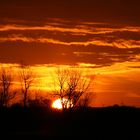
left=0, top=0, right=140, bottom=107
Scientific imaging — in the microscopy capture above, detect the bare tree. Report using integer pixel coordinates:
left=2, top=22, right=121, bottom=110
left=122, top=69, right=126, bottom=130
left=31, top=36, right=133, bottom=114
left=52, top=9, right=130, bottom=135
left=66, top=69, right=91, bottom=108
left=54, top=68, right=68, bottom=109
left=54, top=68, right=92, bottom=110
left=19, top=63, right=34, bottom=107
left=77, top=92, right=94, bottom=108
left=0, top=68, right=16, bottom=107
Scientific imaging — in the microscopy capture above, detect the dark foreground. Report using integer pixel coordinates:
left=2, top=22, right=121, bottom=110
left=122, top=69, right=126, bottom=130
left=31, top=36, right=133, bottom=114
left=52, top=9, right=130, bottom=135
left=0, top=105, right=140, bottom=139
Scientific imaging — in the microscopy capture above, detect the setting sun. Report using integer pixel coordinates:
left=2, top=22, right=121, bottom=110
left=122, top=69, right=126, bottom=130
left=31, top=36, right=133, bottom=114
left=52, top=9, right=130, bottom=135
left=52, top=99, right=62, bottom=109
left=52, top=98, right=73, bottom=109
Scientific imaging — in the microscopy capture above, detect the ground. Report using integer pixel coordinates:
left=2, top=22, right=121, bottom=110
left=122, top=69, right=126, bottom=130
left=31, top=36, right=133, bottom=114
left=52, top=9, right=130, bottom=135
left=0, top=105, right=140, bottom=139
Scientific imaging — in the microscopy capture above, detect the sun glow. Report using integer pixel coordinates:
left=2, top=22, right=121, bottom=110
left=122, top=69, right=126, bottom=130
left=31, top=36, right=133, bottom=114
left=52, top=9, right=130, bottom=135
left=52, top=98, right=73, bottom=109
left=52, top=99, right=63, bottom=109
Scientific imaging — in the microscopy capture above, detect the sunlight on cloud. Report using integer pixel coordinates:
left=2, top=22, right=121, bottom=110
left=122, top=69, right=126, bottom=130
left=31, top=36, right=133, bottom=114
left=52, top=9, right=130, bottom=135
left=0, top=23, right=140, bottom=36
left=1, top=35, right=140, bottom=49
left=0, top=25, right=93, bottom=35
left=1, top=19, right=140, bottom=50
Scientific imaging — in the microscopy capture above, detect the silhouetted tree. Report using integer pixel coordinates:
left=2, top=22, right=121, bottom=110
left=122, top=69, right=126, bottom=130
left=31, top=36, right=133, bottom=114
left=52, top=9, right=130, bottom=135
left=77, top=92, right=94, bottom=108
left=0, top=67, right=16, bottom=107
left=19, top=63, right=34, bottom=107
left=54, top=68, right=92, bottom=109
left=54, top=68, right=68, bottom=109
left=28, top=89, right=52, bottom=109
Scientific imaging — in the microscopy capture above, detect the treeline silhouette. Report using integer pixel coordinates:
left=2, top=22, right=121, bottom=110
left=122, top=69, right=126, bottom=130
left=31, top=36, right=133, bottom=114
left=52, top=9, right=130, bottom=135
left=0, top=104, right=140, bottom=138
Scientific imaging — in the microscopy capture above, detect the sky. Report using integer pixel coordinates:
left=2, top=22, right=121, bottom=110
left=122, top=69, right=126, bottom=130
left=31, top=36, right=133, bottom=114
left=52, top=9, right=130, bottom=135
left=0, top=0, right=140, bottom=107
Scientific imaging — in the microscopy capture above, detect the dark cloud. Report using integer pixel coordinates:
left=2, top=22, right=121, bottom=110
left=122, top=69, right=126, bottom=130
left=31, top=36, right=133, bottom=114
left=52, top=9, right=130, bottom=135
left=0, top=42, right=139, bottom=66
left=0, top=0, right=140, bottom=25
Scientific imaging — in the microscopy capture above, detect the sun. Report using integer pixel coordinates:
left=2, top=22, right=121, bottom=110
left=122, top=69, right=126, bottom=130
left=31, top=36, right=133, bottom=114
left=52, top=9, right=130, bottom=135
left=52, top=99, right=63, bottom=109
left=52, top=98, right=73, bottom=109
